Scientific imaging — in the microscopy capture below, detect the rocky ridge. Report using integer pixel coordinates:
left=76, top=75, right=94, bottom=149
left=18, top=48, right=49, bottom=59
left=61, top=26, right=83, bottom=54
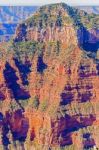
left=0, top=3, right=99, bottom=150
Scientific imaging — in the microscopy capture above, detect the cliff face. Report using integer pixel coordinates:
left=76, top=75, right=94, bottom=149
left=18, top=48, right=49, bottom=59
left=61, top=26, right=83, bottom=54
left=0, top=3, right=99, bottom=150
left=0, top=6, right=38, bottom=42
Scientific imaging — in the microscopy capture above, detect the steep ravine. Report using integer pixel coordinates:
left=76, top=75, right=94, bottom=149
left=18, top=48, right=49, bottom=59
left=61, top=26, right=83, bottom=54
left=0, top=3, right=99, bottom=150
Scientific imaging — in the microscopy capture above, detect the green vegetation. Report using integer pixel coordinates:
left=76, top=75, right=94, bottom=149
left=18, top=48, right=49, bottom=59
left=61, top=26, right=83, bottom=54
left=31, top=96, right=40, bottom=109
left=11, top=41, right=44, bottom=62
left=8, top=100, right=20, bottom=112
left=26, top=3, right=73, bottom=29
left=56, top=41, right=61, bottom=54
left=61, top=3, right=99, bottom=29
left=19, top=99, right=29, bottom=109
left=80, top=13, right=99, bottom=29
left=39, top=99, right=48, bottom=112
left=48, top=104, right=58, bottom=117
left=6, top=3, right=98, bottom=64
left=18, top=97, right=40, bottom=110
left=26, top=3, right=99, bottom=30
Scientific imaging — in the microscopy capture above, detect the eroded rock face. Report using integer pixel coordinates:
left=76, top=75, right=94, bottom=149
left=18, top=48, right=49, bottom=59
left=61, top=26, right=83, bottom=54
left=0, top=3, right=99, bottom=150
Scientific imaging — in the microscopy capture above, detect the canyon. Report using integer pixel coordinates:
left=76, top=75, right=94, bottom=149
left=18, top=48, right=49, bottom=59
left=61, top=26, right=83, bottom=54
left=0, top=3, right=99, bottom=150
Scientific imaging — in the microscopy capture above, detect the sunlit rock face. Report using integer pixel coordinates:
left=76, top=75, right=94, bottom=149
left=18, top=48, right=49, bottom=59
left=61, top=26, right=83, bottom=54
left=0, top=3, right=99, bottom=150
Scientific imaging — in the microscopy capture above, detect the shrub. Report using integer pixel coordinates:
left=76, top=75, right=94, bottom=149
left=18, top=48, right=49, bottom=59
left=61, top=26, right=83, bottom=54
left=19, top=99, right=29, bottom=109
left=32, top=96, right=40, bottom=109
left=40, top=100, right=48, bottom=112
left=9, top=100, right=20, bottom=111
left=12, top=41, right=44, bottom=63
left=56, top=41, right=61, bottom=54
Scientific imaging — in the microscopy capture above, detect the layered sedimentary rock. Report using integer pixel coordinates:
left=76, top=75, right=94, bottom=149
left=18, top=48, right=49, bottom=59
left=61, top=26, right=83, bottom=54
left=0, top=3, right=99, bottom=150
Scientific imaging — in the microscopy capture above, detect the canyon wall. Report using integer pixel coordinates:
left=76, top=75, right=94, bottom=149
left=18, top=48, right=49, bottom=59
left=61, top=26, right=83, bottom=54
left=0, top=3, right=99, bottom=150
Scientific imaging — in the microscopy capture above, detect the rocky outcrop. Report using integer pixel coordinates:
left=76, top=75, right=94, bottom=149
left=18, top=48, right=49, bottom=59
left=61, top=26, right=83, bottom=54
left=0, top=3, right=99, bottom=150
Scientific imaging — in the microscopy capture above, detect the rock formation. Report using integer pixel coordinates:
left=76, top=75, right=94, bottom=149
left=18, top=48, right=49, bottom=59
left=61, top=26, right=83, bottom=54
left=0, top=3, right=99, bottom=150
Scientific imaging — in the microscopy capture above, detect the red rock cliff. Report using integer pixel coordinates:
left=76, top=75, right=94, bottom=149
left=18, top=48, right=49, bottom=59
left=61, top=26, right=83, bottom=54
left=0, top=3, right=99, bottom=150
